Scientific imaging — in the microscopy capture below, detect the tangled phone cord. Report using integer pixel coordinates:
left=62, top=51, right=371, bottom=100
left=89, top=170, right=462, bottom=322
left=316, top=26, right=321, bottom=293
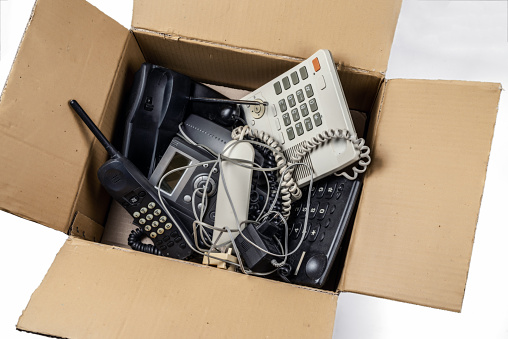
left=232, top=125, right=301, bottom=219
left=249, top=137, right=283, bottom=217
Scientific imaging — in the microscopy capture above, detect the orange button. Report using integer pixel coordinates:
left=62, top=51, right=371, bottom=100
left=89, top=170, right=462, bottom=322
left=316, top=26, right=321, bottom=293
left=312, top=57, right=321, bottom=72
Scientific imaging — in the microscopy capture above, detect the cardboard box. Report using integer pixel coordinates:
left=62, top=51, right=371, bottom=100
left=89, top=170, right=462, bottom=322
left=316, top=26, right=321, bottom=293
left=0, top=0, right=501, bottom=337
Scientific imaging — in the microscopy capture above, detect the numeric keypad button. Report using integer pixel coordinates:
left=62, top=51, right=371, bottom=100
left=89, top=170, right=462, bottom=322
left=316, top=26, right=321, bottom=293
left=295, top=122, right=304, bottom=136
left=278, top=99, right=288, bottom=112
left=286, top=127, right=295, bottom=140
left=282, top=113, right=291, bottom=126
left=287, top=94, right=296, bottom=107
left=296, top=89, right=305, bottom=102
left=291, top=108, right=300, bottom=122
left=304, top=84, right=314, bottom=98
left=300, top=103, right=309, bottom=117
left=274, top=81, right=282, bottom=95
left=309, top=98, right=318, bottom=112
left=282, top=76, right=291, bottom=90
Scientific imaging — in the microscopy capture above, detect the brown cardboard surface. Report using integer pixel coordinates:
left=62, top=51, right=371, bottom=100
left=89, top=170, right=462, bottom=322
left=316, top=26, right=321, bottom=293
left=69, top=212, right=104, bottom=242
left=339, top=79, right=501, bottom=311
left=132, top=0, right=403, bottom=73
left=133, top=29, right=302, bottom=90
left=133, top=29, right=383, bottom=111
left=0, top=0, right=129, bottom=232
left=18, top=237, right=338, bottom=339
left=71, top=32, right=145, bottom=228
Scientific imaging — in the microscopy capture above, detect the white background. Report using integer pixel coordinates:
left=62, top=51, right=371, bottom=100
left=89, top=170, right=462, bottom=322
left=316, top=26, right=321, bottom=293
left=1, top=0, right=507, bottom=338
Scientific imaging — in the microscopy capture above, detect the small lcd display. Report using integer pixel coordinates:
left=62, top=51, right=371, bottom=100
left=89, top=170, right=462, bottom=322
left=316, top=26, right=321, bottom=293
left=160, top=152, right=191, bottom=194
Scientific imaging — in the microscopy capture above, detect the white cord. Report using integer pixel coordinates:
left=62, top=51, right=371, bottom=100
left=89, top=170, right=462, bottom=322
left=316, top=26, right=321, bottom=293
left=232, top=125, right=301, bottom=219
left=153, top=136, right=317, bottom=275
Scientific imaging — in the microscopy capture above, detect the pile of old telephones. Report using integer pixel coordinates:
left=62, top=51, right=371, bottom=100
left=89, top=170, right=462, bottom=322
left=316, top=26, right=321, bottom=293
left=70, top=50, right=370, bottom=289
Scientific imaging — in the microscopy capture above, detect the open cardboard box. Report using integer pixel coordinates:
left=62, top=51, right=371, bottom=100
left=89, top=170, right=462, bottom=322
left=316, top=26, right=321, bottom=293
left=0, top=0, right=501, bottom=337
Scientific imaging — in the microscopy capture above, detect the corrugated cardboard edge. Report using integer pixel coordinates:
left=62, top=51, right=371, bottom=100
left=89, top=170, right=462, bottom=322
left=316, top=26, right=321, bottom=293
left=0, top=0, right=130, bottom=233
left=17, top=237, right=339, bottom=338
left=68, top=32, right=145, bottom=231
left=65, top=36, right=129, bottom=231
left=131, top=0, right=403, bottom=73
left=338, top=79, right=502, bottom=312
left=0, top=0, right=38, bottom=103
left=134, top=27, right=303, bottom=64
left=132, top=28, right=385, bottom=83
left=0, top=1, right=39, bottom=228
left=69, top=212, right=104, bottom=242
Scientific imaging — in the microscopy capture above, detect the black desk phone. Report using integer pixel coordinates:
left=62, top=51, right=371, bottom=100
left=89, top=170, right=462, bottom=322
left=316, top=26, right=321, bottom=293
left=122, top=63, right=239, bottom=177
left=280, top=175, right=361, bottom=287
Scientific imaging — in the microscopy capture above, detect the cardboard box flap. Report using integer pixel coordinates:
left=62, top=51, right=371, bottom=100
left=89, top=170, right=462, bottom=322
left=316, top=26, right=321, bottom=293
left=339, top=79, right=501, bottom=311
left=0, top=0, right=130, bottom=232
left=18, top=237, right=338, bottom=338
left=132, top=0, right=403, bottom=73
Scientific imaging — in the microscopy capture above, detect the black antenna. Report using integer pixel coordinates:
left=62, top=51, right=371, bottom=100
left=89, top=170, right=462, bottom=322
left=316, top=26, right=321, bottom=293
left=69, top=100, right=121, bottom=159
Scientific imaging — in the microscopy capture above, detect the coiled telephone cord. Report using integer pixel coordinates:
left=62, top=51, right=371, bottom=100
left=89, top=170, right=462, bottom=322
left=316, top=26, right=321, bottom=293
left=292, top=128, right=371, bottom=180
left=232, top=125, right=300, bottom=219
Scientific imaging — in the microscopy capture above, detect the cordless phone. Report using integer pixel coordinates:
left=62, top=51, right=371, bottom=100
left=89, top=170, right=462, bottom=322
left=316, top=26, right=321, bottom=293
left=69, top=100, right=194, bottom=260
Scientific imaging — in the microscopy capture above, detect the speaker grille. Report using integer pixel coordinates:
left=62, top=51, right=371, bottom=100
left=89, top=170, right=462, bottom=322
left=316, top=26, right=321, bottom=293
left=283, top=142, right=314, bottom=182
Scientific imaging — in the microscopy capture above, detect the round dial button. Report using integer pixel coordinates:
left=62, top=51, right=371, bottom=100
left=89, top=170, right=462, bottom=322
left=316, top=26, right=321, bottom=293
left=157, top=228, right=164, bottom=235
left=150, top=232, right=157, bottom=238
left=152, top=221, right=159, bottom=227
left=133, top=212, right=140, bottom=218
left=148, top=202, right=156, bottom=209
left=139, top=218, right=146, bottom=225
left=144, top=225, right=151, bottom=232
left=249, top=98, right=266, bottom=119
left=146, top=214, right=153, bottom=221
left=159, top=216, right=167, bottom=223
left=140, top=207, right=147, bottom=214
left=154, top=209, right=161, bottom=216
left=165, top=223, right=173, bottom=230
left=193, top=175, right=217, bottom=197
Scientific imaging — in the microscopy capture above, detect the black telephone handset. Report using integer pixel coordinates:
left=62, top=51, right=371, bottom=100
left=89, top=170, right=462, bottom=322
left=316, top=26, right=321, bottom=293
left=123, top=63, right=238, bottom=177
left=70, top=100, right=194, bottom=260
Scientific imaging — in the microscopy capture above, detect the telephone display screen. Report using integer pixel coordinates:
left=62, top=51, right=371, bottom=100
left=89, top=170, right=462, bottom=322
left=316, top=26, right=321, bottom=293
left=160, top=152, right=191, bottom=194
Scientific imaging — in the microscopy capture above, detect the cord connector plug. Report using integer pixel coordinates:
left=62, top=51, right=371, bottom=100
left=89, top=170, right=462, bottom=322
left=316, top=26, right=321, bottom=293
left=202, top=248, right=238, bottom=271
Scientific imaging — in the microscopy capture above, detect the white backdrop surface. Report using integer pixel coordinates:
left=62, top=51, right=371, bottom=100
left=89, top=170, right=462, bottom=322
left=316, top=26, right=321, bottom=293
left=0, top=1, right=507, bottom=338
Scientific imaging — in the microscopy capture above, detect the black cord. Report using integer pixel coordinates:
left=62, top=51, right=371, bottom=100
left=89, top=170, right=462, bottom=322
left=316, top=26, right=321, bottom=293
left=128, top=228, right=162, bottom=256
left=249, top=138, right=283, bottom=216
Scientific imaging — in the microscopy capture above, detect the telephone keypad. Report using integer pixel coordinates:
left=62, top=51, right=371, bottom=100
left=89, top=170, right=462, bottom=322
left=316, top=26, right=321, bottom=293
left=273, top=69, right=323, bottom=142
left=131, top=200, right=188, bottom=257
left=285, top=176, right=362, bottom=287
